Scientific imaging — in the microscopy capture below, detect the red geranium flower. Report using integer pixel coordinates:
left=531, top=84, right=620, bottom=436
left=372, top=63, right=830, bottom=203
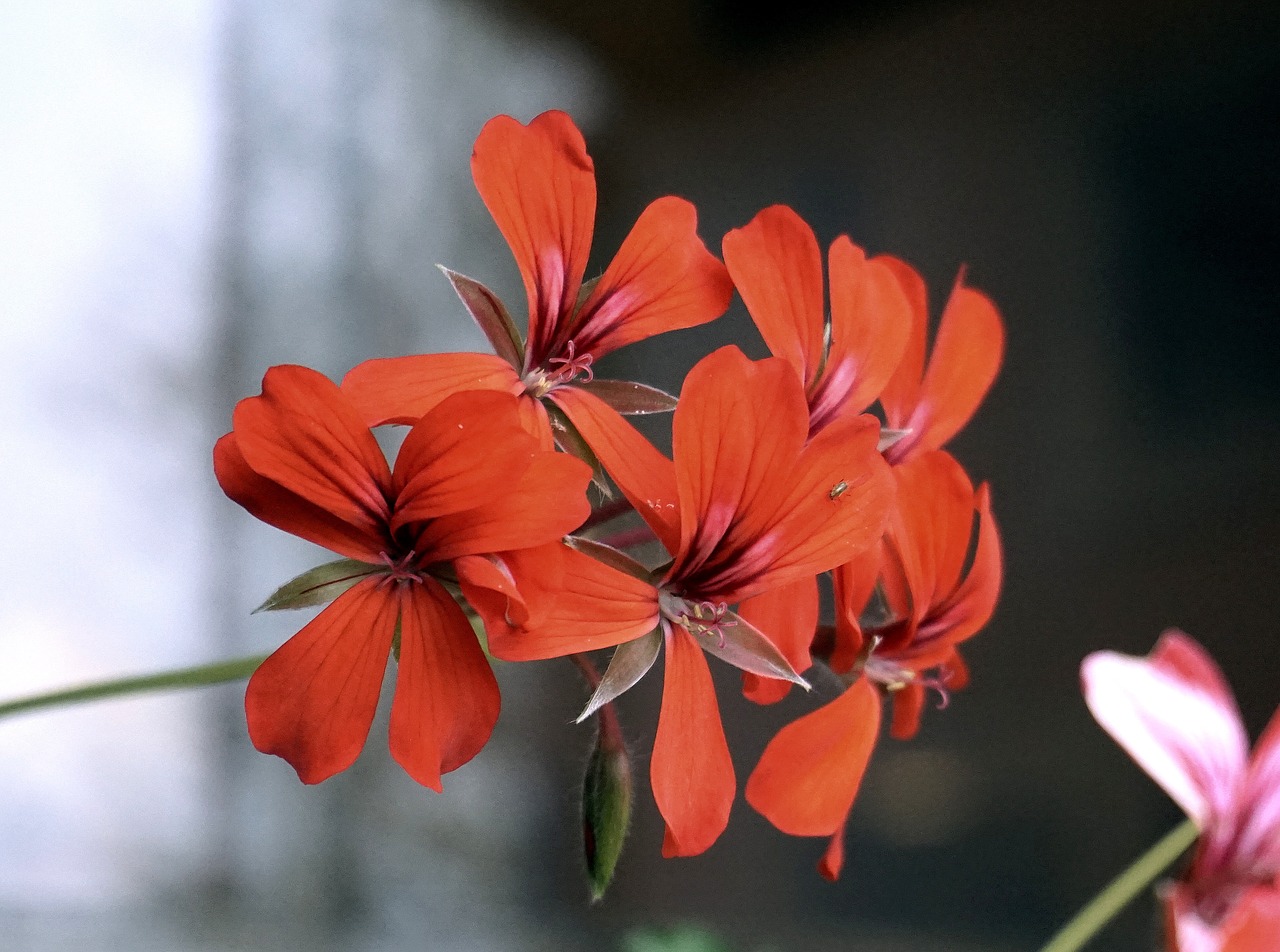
left=342, top=110, right=733, bottom=448
left=1083, top=631, right=1280, bottom=952
left=470, top=346, right=894, bottom=857
left=722, top=204, right=912, bottom=435
left=747, top=449, right=1001, bottom=879
left=213, top=365, right=591, bottom=789
left=878, top=259, right=1004, bottom=464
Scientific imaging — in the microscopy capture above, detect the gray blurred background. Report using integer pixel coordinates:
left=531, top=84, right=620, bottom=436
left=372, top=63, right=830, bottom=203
left=1, top=1, right=1277, bottom=949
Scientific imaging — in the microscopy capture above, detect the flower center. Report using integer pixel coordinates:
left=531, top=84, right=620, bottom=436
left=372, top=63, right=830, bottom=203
left=525, top=340, right=594, bottom=397
left=378, top=550, right=425, bottom=587
left=864, top=656, right=952, bottom=708
left=658, top=590, right=736, bottom=646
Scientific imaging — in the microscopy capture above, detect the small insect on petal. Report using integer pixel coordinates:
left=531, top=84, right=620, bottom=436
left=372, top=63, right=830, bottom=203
left=829, top=481, right=848, bottom=500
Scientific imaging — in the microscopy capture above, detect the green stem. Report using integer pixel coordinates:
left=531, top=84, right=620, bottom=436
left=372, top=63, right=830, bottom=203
left=1037, top=818, right=1199, bottom=952
left=0, top=654, right=269, bottom=721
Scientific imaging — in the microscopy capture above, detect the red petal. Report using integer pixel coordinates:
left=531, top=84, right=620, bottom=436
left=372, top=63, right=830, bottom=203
left=416, top=451, right=592, bottom=562
left=928, top=482, right=1002, bottom=645
left=746, top=677, right=881, bottom=836
left=704, top=407, right=894, bottom=600
left=889, top=682, right=926, bottom=739
left=476, top=543, right=660, bottom=662
left=652, top=626, right=736, bottom=857
left=388, top=579, right=500, bottom=791
left=1220, top=885, right=1280, bottom=952
left=877, top=255, right=929, bottom=428
left=739, top=577, right=819, bottom=705
left=890, top=451, right=977, bottom=620
left=454, top=553, right=530, bottom=628
left=1238, top=704, right=1280, bottom=875
left=342, top=352, right=521, bottom=428
left=914, top=279, right=1004, bottom=452
left=547, top=386, right=680, bottom=552
left=830, top=544, right=883, bottom=673
left=391, top=391, right=539, bottom=527
left=670, top=347, right=809, bottom=580
left=214, top=433, right=386, bottom=562
left=818, top=819, right=848, bottom=881
left=244, top=577, right=397, bottom=784
left=470, top=111, right=595, bottom=363
left=721, top=204, right=824, bottom=385
left=232, top=365, right=392, bottom=539
left=570, top=196, right=732, bottom=359
left=814, top=239, right=912, bottom=420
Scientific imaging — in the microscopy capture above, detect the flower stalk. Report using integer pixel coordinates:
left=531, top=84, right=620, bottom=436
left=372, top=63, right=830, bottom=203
left=1036, top=818, right=1198, bottom=952
left=0, top=653, right=269, bottom=721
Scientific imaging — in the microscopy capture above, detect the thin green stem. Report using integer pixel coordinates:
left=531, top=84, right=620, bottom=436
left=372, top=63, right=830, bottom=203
left=0, top=654, right=268, bottom=721
left=1037, top=818, right=1199, bottom=952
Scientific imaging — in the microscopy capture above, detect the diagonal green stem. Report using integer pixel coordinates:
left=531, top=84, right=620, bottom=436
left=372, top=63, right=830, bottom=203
left=0, top=654, right=269, bottom=721
left=1037, top=818, right=1199, bottom=952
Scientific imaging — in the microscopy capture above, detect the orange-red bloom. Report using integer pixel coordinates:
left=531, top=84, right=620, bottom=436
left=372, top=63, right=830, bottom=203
left=342, top=110, right=733, bottom=447
left=722, top=204, right=912, bottom=435
left=471, top=346, right=894, bottom=857
left=214, top=365, right=591, bottom=789
left=878, top=260, right=1004, bottom=464
left=747, top=449, right=1001, bottom=879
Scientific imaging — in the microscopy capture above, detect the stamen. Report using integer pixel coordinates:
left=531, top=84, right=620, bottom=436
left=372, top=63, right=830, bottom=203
left=659, top=593, right=736, bottom=647
left=546, top=340, right=595, bottom=385
left=378, top=550, right=424, bottom=587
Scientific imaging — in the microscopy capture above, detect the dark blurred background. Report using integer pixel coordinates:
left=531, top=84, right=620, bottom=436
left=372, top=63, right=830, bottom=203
left=2, top=1, right=1277, bottom=949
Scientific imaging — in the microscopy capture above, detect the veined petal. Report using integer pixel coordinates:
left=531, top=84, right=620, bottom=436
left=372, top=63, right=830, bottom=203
left=670, top=348, right=809, bottom=581
left=889, top=682, right=927, bottom=740
left=341, top=352, right=522, bottom=428
left=877, top=255, right=929, bottom=427
left=244, top=577, right=397, bottom=784
left=814, top=240, right=912, bottom=421
left=652, top=625, right=735, bottom=857
left=548, top=386, right=680, bottom=552
left=417, top=451, right=592, bottom=562
left=1082, top=634, right=1250, bottom=827
left=391, top=391, right=539, bottom=526
left=233, top=365, right=392, bottom=536
left=738, top=578, right=819, bottom=705
left=388, top=579, right=500, bottom=792
left=704, top=411, right=893, bottom=600
left=477, top=543, right=659, bottom=662
left=471, top=110, right=595, bottom=362
left=214, top=433, right=387, bottom=563
left=914, top=277, right=1004, bottom=453
left=722, top=204, right=825, bottom=385
left=746, top=677, right=881, bottom=837
left=570, top=196, right=732, bottom=359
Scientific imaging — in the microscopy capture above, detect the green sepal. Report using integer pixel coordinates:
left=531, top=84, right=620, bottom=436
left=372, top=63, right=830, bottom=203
left=253, top=559, right=380, bottom=613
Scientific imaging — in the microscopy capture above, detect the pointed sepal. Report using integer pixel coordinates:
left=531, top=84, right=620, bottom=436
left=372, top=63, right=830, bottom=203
left=692, top=609, right=811, bottom=690
left=439, top=266, right=526, bottom=370
left=577, top=627, right=662, bottom=723
left=253, top=559, right=381, bottom=613
left=577, top=379, right=679, bottom=415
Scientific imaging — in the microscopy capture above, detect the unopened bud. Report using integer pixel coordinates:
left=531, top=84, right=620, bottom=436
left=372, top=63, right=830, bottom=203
left=581, top=707, right=632, bottom=903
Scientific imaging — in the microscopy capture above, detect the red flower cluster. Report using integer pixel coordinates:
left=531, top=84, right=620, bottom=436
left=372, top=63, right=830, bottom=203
left=215, top=110, right=1004, bottom=882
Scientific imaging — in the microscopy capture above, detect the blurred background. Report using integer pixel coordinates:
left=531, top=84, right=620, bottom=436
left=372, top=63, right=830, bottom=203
left=1, top=0, right=1278, bottom=949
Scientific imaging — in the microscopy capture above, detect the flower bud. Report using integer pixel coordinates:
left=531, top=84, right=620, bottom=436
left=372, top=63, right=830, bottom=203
left=581, top=706, right=632, bottom=903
